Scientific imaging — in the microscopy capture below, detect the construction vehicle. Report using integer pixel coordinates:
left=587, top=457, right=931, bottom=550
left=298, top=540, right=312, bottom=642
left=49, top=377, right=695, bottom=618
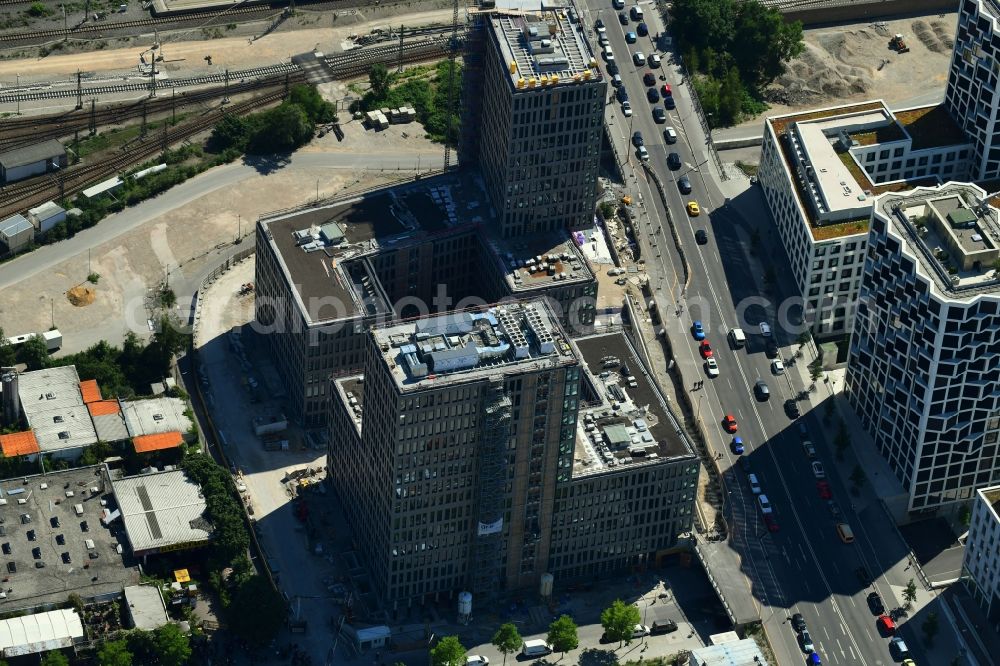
left=889, top=34, right=910, bottom=53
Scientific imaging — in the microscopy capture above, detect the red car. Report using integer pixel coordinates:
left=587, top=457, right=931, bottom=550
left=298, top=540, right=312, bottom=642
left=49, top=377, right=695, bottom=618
left=816, top=481, right=832, bottom=499
left=763, top=514, right=779, bottom=532
left=661, top=83, right=672, bottom=96
left=643, top=71, right=656, bottom=86
left=722, top=414, right=738, bottom=433
left=877, top=614, right=895, bottom=635
left=699, top=340, right=714, bottom=358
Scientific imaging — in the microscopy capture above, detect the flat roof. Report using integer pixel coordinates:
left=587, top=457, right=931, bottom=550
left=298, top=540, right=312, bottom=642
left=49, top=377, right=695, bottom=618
left=877, top=183, right=1000, bottom=297
left=690, top=638, right=768, bottom=665
left=0, top=466, right=139, bottom=612
left=111, top=469, right=212, bottom=555
left=17, top=366, right=98, bottom=453
left=487, top=4, right=600, bottom=90
left=980, top=485, right=1000, bottom=519
left=487, top=229, right=596, bottom=292
left=259, top=175, right=480, bottom=326
left=0, top=139, right=65, bottom=170
left=121, top=397, right=191, bottom=437
left=0, top=608, right=83, bottom=657
left=0, top=214, right=32, bottom=238
left=373, top=300, right=578, bottom=390
left=572, top=332, right=694, bottom=476
left=122, top=585, right=169, bottom=631
left=26, top=201, right=65, bottom=222
left=334, top=376, right=365, bottom=435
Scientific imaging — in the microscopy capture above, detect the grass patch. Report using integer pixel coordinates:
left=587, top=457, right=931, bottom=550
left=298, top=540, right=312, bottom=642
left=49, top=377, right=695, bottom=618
left=837, top=149, right=872, bottom=189
left=812, top=217, right=869, bottom=241
left=74, top=113, right=190, bottom=158
left=735, top=160, right=758, bottom=177
left=849, top=122, right=906, bottom=146
left=354, top=60, right=461, bottom=144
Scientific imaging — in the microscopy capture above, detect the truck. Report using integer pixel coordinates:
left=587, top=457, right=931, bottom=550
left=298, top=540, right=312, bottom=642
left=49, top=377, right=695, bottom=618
left=6, top=329, right=62, bottom=352
left=253, top=414, right=288, bottom=436
left=648, top=605, right=679, bottom=634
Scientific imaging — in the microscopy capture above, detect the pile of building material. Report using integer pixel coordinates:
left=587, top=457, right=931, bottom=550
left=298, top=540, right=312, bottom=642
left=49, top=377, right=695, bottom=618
left=388, top=106, right=417, bottom=124
left=365, top=110, right=389, bottom=130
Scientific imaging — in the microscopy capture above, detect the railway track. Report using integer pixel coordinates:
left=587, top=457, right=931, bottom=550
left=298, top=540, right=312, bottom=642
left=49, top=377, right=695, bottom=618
left=325, top=35, right=456, bottom=78
left=0, top=88, right=285, bottom=218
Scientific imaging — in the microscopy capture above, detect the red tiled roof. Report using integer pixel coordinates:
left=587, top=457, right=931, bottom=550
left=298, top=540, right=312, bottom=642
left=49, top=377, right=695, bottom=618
left=79, top=379, right=102, bottom=404
left=0, top=431, right=40, bottom=457
left=133, top=432, right=183, bottom=453
left=87, top=400, right=121, bottom=416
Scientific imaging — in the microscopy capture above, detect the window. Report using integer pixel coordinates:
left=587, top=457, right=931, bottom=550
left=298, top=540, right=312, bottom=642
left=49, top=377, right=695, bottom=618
left=893, top=147, right=904, bottom=157
left=879, top=149, right=890, bottom=160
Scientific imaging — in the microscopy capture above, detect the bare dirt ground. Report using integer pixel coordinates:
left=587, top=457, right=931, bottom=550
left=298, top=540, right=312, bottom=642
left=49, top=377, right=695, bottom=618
left=752, top=12, right=956, bottom=120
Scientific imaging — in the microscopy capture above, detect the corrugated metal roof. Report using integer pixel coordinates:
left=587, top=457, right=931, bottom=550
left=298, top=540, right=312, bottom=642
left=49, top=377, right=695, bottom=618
left=111, top=469, right=212, bottom=553
left=92, top=412, right=129, bottom=443
left=0, top=609, right=83, bottom=657
left=122, top=397, right=192, bottom=437
left=79, top=379, right=102, bottom=404
left=133, top=431, right=183, bottom=453
left=0, top=431, right=39, bottom=456
left=26, top=201, right=65, bottom=222
left=0, top=214, right=32, bottom=238
left=0, top=139, right=65, bottom=170
left=690, top=638, right=769, bottom=665
left=18, top=366, right=98, bottom=452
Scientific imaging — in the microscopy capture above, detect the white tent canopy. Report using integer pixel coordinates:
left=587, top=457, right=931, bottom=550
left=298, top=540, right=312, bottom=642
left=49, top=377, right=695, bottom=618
left=0, top=608, right=84, bottom=657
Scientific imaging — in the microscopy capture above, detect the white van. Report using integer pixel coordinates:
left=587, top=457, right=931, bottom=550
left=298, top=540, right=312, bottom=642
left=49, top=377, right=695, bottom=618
left=522, top=639, right=552, bottom=657
left=631, top=6, right=644, bottom=20
left=637, top=146, right=649, bottom=161
left=729, top=328, right=747, bottom=348
left=603, top=45, right=614, bottom=61
left=747, top=473, right=761, bottom=494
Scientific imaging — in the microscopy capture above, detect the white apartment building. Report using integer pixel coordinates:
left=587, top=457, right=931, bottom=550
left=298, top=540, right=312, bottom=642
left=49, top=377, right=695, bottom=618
left=963, top=485, right=1000, bottom=629
left=945, top=0, right=1000, bottom=182
left=846, top=182, right=1000, bottom=513
left=758, top=100, right=973, bottom=337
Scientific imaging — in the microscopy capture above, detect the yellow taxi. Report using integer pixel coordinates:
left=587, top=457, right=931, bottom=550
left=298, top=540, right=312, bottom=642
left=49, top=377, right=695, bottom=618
left=686, top=201, right=700, bottom=216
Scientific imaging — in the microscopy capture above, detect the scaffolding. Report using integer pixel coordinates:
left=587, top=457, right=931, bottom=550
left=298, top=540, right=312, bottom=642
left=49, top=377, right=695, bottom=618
left=470, top=376, right=511, bottom=597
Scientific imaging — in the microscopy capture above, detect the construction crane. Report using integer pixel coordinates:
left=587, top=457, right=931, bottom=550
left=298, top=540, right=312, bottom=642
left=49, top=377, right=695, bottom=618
left=443, top=0, right=460, bottom=170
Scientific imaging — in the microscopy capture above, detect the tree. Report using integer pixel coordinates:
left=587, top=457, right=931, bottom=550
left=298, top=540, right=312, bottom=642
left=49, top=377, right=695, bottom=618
left=152, top=624, right=191, bottom=666
left=40, top=652, right=69, bottom=666
left=368, top=63, right=393, bottom=101
left=601, top=599, right=641, bottom=646
left=809, top=356, right=824, bottom=380
left=922, top=611, right=939, bottom=646
left=97, top=639, right=133, bottom=666
left=834, top=422, right=851, bottom=460
left=547, top=615, right=579, bottom=658
left=288, top=84, right=336, bottom=123
left=958, top=504, right=972, bottom=527
left=730, top=1, right=804, bottom=88
left=903, top=579, right=918, bottom=609
left=17, top=334, right=49, bottom=370
left=227, top=575, right=286, bottom=647
left=429, top=635, right=466, bottom=666
left=491, top=622, right=522, bottom=665
left=0, top=328, right=15, bottom=367
left=849, top=464, right=866, bottom=493
left=210, top=114, right=254, bottom=151
left=248, top=103, right=314, bottom=154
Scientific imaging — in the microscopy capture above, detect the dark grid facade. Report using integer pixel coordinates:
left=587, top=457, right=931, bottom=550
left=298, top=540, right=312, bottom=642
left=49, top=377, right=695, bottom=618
left=945, top=0, right=1000, bottom=181
left=846, top=212, right=1000, bottom=512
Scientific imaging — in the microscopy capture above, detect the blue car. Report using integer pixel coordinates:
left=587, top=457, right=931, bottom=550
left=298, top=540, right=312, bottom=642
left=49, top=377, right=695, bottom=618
left=807, top=653, right=821, bottom=665
left=731, top=437, right=745, bottom=455
left=625, top=31, right=637, bottom=43
left=637, top=22, right=648, bottom=36
left=692, top=321, right=706, bottom=340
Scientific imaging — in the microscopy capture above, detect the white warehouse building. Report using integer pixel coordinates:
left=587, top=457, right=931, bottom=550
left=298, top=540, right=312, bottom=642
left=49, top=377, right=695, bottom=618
left=846, top=182, right=1000, bottom=513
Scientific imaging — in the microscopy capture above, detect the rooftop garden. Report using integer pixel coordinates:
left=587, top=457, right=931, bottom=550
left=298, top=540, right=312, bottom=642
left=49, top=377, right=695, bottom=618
left=896, top=104, right=968, bottom=150
left=849, top=122, right=906, bottom=146
left=812, top=217, right=870, bottom=241
left=769, top=101, right=887, bottom=138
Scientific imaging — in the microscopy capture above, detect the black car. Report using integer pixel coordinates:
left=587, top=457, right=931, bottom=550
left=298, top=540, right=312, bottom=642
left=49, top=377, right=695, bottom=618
left=637, top=21, right=648, bottom=36
left=695, top=229, right=708, bottom=244
left=664, top=96, right=676, bottom=110
left=856, top=567, right=872, bottom=586
left=784, top=399, right=801, bottom=418
left=616, top=86, right=629, bottom=103
left=652, top=108, right=666, bottom=123
left=595, top=18, right=604, bottom=29
left=667, top=152, right=681, bottom=170
left=797, top=421, right=809, bottom=439
left=754, top=379, right=770, bottom=401
left=643, top=71, right=656, bottom=86
left=791, top=613, right=806, bottom=632
left=765, top=338, right=779, bottom=358
left=678, top=176, right=692, bottom=194
left=867, top=592, right=885, bottom=615
left=646, top=87, right=660, bottom=103
left=607, top=62, right=619, bottom=76
left=632, top=131, right=644, bottom=147
left=618, top=12, right=628, bottom=25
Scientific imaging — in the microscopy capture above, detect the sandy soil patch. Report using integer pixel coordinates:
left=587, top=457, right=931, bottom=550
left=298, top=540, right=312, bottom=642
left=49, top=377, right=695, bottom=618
left=67, top=284, right=96, bottom=306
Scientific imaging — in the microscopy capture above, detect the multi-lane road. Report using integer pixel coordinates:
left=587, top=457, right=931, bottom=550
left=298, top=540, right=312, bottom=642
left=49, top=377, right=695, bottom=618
left=579, top=1, right=946, bottom=664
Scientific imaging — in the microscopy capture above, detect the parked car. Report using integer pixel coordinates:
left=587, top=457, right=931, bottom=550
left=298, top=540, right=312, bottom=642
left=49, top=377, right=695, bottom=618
left=705, top=357, right=720, bottom=378
left=663, top=126, right=678, bottom=143
left=652, top=107, right=665, bottom=123
left=663, top=95, right=675, bottom=109
left=667, top=152, right=681, bottom=169
left=722, top=414, right=738, bottom=433
left=771, top=359, right=785, bottom=375
left=764, top=514, right=779, bottom=532
left=632, top=131, right=644, bottom=147
left=812, top=461, right=826, bottom=479
left=785, top=399, right=801, bottom=418
left=646, top=87, right=660, bottom=102
left=625, top=31, right=637, bottom=43
left=643, top=71, right=656, bottom=86
left=816, top=480, right=832, bottom=499
left=877, top=614, right=896, bottom=635
left=867, top=592, right=885, bottom=615
left=699, top=340, right=713, bottom=358
left=758, top=494, right=773, bottom=514
left=889, top=637, right=910, bottom=659
left=692, top=321, right=706, bottom=340
left=622, top=100, right=632, bottom=117
left=800, top=629, right=815, bottom=653
left=638, top=22, right=649, bottom=37
left=791, top=613, right=806, bottom=632
left=618, top=11, right=628, bottom=24
left=731, top=436, right=744, bottom=455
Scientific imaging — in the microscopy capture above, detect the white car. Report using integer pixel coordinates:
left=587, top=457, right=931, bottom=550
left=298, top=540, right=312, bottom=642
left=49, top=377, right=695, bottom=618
left=637, top=145, right=649, bottom=161
left=758, top=494, right=773, bottom=514
left=812, top=461, right=826, bottom=479
left=632, top=624, right=650, bottom=638
left=759, top=322, right=772, bottom=336
left=622, top=101, right=632, bottom=117
left=771, top=359, right=785, bottom=375
left=466, top=657, right=490, bottom=666
left=802, top=440, right=816, bottom=458
left=649, top=53, right=662, bottom=67
left=705, top=357, right=720, bottom=377
left=633, top=51, right=646, bottom=65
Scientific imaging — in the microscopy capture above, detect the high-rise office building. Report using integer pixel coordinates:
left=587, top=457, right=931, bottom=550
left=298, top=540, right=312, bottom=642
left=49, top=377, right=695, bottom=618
left=847, top=182, right=1000, bottom=513
left=478, top=5, right=605, bottom=238
left=945, top=0, right=1000, bottom=181
left=329, top=303, right=698, bottom=609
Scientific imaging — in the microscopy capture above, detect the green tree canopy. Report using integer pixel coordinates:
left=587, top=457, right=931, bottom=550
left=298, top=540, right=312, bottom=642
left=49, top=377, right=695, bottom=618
left=288, top=84, right=337, bottom=123
left=17, top=334, right=50, bottom=370
left=227, top=575, right=286, bottom=647
left=601, top=599, right=641, bottom=646
left=0, top=328, right=15, bottom=367
left=152, top=624, right=191, bottom=666
left=368, top=63, right=393, bottom=100
left=547, top=614, right=579, bottom=656
left=97, top=639, right=133, bottom=666
left=39, top=652, right=69, bottom=666
left=248, top=103, right=314, bottom=154
left=730, top=0, right=805, bottom=88
left=430, top=635, right=466, bottom=666
left=491, top=622, right=522, bottom=665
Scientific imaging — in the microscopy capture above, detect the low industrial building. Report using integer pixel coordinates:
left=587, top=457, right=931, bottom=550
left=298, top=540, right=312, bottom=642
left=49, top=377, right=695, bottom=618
left=0, top=608, right=84, bottom=658
left=0, top=466, right=140, bottom=613
left=0, top=139, right=67, bottom=184
left=689, top=634, right=769, bottom=666
left=13, top=365, right=98, bottom=459
left=27, top=201, right=67, bottom=235
left=121, top=396, right=193, bottom=454
left=109, top=468, right=213, bottom=559
left=255, top=172, right=597, bottom=426
left=0, top=214, right=33, bottom=254
left=122, top=584, right=170, bottom=631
